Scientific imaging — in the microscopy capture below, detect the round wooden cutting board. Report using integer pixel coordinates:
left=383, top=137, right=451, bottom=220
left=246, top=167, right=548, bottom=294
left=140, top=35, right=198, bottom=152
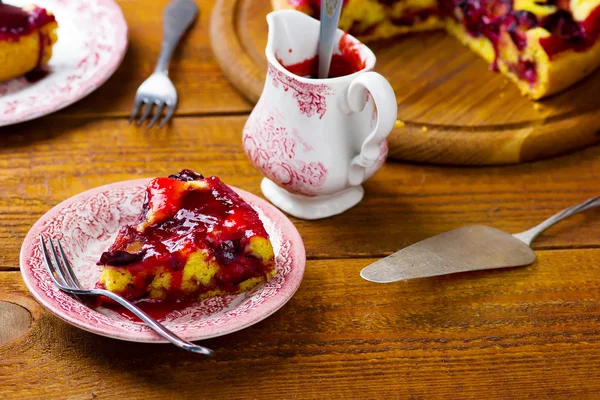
left=210, top=0, right=600, bottom=165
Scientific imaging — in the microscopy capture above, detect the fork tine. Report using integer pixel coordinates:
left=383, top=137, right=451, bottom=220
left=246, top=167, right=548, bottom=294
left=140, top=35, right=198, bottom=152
left=158, top=104, right=176, bottom=129
left=48, top=237, right=75, bottom=288
left=147, top=103, right=165, bottom=129
left=137, top=100, right=154, bottom=126
left=57, top=239, right=83, bottom=289
left=128, top=99, right=143, bottom=124
left=39, top=236, right=65, bottom=287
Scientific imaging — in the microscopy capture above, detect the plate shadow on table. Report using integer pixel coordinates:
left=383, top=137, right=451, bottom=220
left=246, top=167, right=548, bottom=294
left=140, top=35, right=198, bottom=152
left=56, top=288, right=322, bottom=382
left=0, top=117, right=93, bottom=150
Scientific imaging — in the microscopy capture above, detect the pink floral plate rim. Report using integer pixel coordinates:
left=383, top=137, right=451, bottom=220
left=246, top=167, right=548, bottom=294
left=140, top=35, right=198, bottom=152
left=0, top=0, right=128, bottom=126
left=20, top=178, right=306, bottom=343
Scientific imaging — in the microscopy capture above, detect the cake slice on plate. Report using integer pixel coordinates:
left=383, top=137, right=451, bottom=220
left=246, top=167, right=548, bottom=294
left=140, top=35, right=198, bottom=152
left=276, top=0, right=600, bottom=99
left=97, top=170, right=276, bottom=303
left=0, top=1, right=58, bottom=82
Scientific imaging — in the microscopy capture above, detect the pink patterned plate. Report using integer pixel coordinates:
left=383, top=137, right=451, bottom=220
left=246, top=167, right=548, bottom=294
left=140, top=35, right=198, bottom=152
left=0, top=0, right=127, bottom=126
left=20, top=179, right=306, bottom=343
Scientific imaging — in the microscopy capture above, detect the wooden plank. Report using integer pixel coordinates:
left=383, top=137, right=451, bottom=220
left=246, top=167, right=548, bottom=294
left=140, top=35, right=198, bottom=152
left=2, top=249, right=600, bottom=398
left=51, top=0, right=252, bottom=117
left=0, top=302, right=32, bottom=346
left=1, top=117, right=599, bottom=270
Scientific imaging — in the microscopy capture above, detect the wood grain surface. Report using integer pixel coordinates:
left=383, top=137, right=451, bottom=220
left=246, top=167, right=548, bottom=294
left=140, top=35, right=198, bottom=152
left=0, top=302, right=31, bottom=346
left=210, top=0, right=600, bottom=164
left=1, top=0, right=600, bottom=398
left=3, top=247, right=600, bottom=399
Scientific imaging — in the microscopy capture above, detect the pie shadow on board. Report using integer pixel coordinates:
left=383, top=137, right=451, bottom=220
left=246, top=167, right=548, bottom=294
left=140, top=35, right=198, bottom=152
left=210, top=0, right=600, bottom=165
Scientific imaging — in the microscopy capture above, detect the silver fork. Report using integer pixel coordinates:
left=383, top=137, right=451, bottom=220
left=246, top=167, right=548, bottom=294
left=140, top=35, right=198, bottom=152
left=40, top=236, right=214, bottom=355
left=128, top=0, right=199, bottom=128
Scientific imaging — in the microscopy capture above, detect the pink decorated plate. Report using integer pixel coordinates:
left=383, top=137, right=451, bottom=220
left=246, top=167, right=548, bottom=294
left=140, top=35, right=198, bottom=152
left=0, top=0, right=127, bottom=126
left=20, top=179, right=306, bottom=343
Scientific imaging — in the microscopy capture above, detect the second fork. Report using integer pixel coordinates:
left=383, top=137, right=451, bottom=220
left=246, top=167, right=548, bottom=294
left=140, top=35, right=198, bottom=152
left=129, top=0, right=199, bottom=128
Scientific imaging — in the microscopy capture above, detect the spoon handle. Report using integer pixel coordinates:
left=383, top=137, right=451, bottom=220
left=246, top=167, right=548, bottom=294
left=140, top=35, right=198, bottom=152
left=318, top=0, right=343, bottom=79
left=512, top=195, right=600, bottom=246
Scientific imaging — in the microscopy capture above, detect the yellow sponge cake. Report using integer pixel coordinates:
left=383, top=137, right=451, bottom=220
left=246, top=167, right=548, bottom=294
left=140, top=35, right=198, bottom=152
left=0, top=2, right=58, bottom=82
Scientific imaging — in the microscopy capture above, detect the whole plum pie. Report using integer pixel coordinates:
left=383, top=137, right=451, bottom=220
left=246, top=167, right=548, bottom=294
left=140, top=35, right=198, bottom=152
left=275, top=0, right=600, bottom=99
left=96, top=170, right=276, bottom=304
left=0, top=0, right=58, bottom=82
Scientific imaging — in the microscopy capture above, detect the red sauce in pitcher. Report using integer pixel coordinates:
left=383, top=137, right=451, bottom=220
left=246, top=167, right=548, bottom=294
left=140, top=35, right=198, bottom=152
left=279, top=33, right=366, bottom=78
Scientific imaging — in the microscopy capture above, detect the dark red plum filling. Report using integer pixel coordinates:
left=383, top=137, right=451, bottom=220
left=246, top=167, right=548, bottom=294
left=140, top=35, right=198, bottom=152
left=539, top=6, right=600, bottom=56
left=444, top=0, right=600, bottom=57
left=442, top=0, right=540, bottom=82
left=0, top=1, right=55, bottom=41
left=442, top=0, right=600, bottom=84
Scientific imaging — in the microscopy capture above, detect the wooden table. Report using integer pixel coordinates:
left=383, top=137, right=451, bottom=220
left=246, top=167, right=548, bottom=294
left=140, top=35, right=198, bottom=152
left=1, top=1, right=600, bottom=398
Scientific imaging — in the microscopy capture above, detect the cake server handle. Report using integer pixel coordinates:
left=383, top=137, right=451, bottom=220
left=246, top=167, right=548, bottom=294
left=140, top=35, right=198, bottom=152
left=512, top=195, right=600, bottom=246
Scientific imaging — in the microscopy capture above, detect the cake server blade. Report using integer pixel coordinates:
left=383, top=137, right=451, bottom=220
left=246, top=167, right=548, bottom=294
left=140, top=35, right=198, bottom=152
left=360, top=226, right=535, bottom=283
left=360, top=195, right=600, bottom=283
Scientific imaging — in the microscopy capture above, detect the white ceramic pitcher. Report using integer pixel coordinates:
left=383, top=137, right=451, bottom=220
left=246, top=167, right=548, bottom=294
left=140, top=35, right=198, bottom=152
left=243, top=10, right=397, bottom=220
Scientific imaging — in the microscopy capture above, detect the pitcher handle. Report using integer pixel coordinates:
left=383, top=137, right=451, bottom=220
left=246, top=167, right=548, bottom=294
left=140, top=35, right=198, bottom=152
left=346, top=72, right=398, bottom=186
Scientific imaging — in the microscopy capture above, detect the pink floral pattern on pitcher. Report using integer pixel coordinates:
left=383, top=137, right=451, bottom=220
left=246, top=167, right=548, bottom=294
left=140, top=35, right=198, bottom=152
left=243, top=113, right=328, bottom=196
left=376, top=139, right=389, bottom=170
left=268, top=64, right=332, bottom=119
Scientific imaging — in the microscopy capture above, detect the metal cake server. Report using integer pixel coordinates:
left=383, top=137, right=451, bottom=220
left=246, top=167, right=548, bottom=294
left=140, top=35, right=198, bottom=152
left=317, top=0, right=343, bottom=79
left=361, top=195, right=600, bottom=283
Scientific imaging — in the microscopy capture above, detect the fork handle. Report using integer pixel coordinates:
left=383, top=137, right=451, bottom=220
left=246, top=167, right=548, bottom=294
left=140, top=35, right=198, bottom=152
left=155, top=0, right=199, bottom=75
left=89, top=289, right=213, bottom=355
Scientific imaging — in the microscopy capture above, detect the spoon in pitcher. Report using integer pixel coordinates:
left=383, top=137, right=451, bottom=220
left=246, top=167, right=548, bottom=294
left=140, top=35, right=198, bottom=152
left=317, top=0, right=344, bottom=79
